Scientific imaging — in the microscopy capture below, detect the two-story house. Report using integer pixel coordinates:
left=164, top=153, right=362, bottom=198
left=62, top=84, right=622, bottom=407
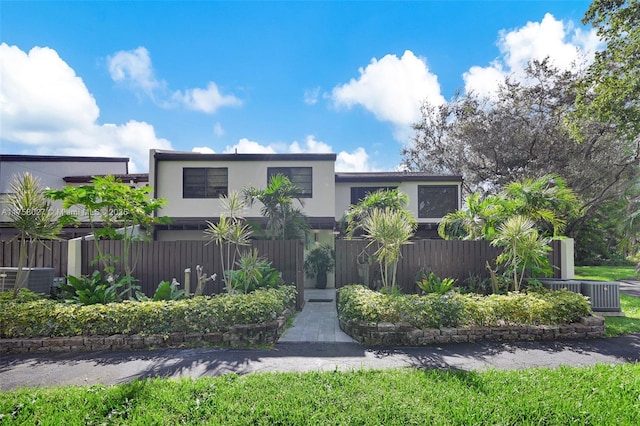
left=0, top=154, right=144, bottom=240
left=149, top=149, right=462, bottom=241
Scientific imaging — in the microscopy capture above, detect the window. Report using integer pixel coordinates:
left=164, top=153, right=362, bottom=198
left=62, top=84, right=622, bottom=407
left=350, top=186, right=397, bottom=205
left=183, top=168, right=228, bottom=198
left=418, top=185, right=458, bottom=218
left=267, top=167, right=312, bottom=198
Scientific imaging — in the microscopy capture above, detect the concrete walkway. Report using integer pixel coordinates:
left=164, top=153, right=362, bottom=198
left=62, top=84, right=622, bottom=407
left=278, top=288, right=355, bottom=343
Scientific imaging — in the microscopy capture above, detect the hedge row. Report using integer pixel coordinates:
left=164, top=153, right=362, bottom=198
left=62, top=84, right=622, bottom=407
left=337, top=285, right=592, bottom=329
left=0, top=286, right=297, bottom=338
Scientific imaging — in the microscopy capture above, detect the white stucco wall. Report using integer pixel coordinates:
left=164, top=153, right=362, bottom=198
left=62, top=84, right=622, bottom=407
left=153, top=157, right=336, bottom=219
left=335, top=181, right=462, bottom=224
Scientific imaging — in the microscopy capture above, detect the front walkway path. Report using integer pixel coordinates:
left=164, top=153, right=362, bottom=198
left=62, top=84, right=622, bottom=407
left=278, top=289, right=355, bottom=343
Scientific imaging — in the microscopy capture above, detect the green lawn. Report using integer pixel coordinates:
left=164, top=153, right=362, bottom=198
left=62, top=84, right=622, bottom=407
left=574, top=265, right=636, bottom=281
left=1, top=365, right=640, bottom=425
left=574, top=265, right=640, bottom=336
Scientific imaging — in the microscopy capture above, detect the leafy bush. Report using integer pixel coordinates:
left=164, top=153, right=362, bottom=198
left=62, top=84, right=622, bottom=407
left=0, top=288, right=43, bottom=303
left=416, top=271, right=455, bottom=295
left=337, top=285, right=592, bottom=328
left=151, top=279, right=185, bottom=301
left=396, top=293, right=465, bottom=328
left=0, top=286, right=296, bottom=338
left=227, top=250, right=285, bottom=294
left=337, top=285, right=399, bottom=323
left=59, top=271, right=140, bottom=305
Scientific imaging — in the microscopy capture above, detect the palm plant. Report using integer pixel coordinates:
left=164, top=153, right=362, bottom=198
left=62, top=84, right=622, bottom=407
left=6, top=173, right=61, bottom=297
left=204, top=192, right=252, bottom=293
left=243, top=174, right=309, bottom=240
left=344, top=189, right=415, bottom=238
left=438, top=193, right=509, bottom=240
left=491, top=215, right=552, bottom=291
left=503, top=174, right=581, bottom=238
left=362, top=208, right=416, bottom=291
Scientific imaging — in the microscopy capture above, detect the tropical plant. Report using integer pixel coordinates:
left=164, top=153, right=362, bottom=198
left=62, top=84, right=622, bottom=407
left=502, top=174, right=581, bottom=238
left=225, top=249, right=284, bottom=294
left=243, top=174, right=309, bottom=240
left=416, top=271, right=455, bottom=295
left=303, top=244, right=335, bottom=288
left=437, top=192, right=508, bottom=240
left=491, top=216, right=553, bottom=292
left=151, top=279, right=185, bottom=301
left=344, top=189, right=415, bottom=238
left=59, top=271, right=138, bottom=305
left=439, top=174, right=581, bottom=241
left=204, top=192, right=252, bottom=293
left=362, top=208, right=416, bottom=291
left=5, top=173, right=61, bottom=298
left=46, top=176, right=169, bottom=292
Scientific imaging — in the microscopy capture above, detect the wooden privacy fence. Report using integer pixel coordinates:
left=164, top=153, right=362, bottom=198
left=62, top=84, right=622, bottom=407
left=80, top=239, right=305, bottom=307
left=0, top=240, right=68, bottom=278
left=335, top=239, right=562, bottom=292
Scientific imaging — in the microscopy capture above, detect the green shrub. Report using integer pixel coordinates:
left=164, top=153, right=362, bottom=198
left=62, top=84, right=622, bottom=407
left=227, top=252, right=284, bottom=294
left=337, top=285, right=399, bottom=323
left=0, top=288, right=43, bottom=303
left=337, top=285, right=592, bottom=329
left=395, top=293, right=465, bottom=328
left=0, top=286, right=296, bottom=338
left=59, top=271, right=140, bottom=305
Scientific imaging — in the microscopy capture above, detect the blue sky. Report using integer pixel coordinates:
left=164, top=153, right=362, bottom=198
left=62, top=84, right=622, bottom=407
left=1, top=1, right=598, bottom=172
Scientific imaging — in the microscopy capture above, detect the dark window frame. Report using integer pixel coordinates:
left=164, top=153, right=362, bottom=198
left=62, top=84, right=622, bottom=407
left=417, top=185, right=458, bottom=218
left=267, top=167, right=313, bottom=198
left=183, top=167, right=228, bottom=199
left=349, top=186, right=398, bottom=205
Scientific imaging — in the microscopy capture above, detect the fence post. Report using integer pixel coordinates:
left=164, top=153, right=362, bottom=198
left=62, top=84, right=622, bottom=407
left=560, top=238, right=575, bottom=279
left=67, top=238, right=83, bottom=278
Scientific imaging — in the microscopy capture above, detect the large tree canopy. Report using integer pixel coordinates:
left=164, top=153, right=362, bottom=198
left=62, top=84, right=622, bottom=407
left=402, top=59, right=639, bottom=235
left=573, top=0, right=640, bottom=145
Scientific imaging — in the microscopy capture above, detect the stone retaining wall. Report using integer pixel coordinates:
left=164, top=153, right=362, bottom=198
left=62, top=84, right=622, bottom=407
left=339, top=316, right=605, bottom=346
left=0, top=310, right=292, bottom=354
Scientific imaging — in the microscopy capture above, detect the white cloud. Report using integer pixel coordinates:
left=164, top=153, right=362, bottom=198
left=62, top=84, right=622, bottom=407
left=192, top=146, right=216, bottom=154
left=304, top=87, right=320, bottom=105
left=224, top=138, right=276, bottom=154
left=107, top=47, right=241, bottom=114
left=0, top=43, right=172, bottom=172
left=336, top=148, right=372, bottom=172
left=172, top=82, right=242, bottom=113
left=332, top=50, right=444, bottom=127
left=108, top=47, right=162, bottom=97
left=463, top=13, right=601, bottom=98
left=213, top=122, right=225, bottom=137
left=218, top=135, right=374, bottom=172
left=288, top=135, right=332, bottom=154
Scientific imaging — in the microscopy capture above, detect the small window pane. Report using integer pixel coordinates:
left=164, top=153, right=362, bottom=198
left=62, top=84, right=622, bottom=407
left=183, top=168, right=228, bottom=198
left=350, top=186, right=397, bottom=205
left=418, top=185, right=458, bottom=218
left=267, top=167, right=312, bottom=198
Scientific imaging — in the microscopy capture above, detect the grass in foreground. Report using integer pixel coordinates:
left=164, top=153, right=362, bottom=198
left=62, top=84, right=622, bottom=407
left=575, top=265, right=636, bottom=281
left=605, top=294, right=640, bottom=337
left=1, top=365, right=640, bottom=425
left=574, top=265, right=640, bottom=336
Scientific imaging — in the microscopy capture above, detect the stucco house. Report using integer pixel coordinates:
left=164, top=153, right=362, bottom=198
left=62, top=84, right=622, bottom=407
left=149, top=149, right=462, bottom=240
left=0, top=154, right=144, bottom=240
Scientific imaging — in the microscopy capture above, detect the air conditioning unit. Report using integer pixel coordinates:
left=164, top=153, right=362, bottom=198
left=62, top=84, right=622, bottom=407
left=580, top=281, right=621, bottom=312
left=540, top=279, right=582, bottom=293
left=0, top=267, right=55, bottom=294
